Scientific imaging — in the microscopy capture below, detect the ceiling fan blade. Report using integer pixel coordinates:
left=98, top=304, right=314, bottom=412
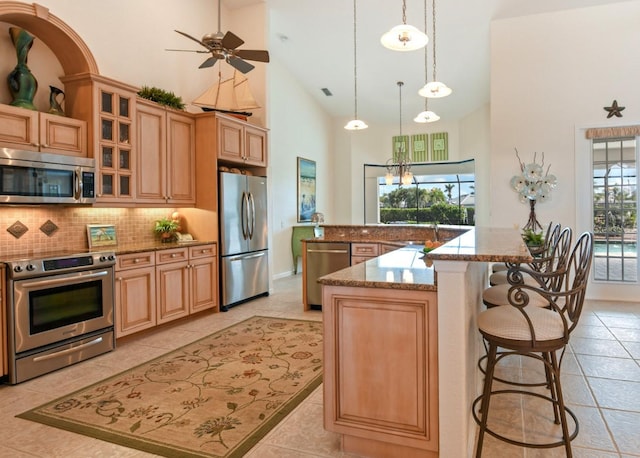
left=165, top=48, right=210, bottom=54
left=222, top=31, right=244, bottom=50
left=199, top=56, right=220, bottom=69
left=175, top=30, right=209, bottom=49
left=235, top=49, right=270, bottom=63
left=227, top=56, right=255, bottom=74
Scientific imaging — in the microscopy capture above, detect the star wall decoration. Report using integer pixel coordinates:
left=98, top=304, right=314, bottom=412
left=604, top=100, right=625, bottom=118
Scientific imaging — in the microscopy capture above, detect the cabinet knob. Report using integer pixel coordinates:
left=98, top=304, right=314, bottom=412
left=171, top=253, right=177, bottom=258
left=117, top=277, right=122, bottom=281
left=134, top=258, right=140, bottom=263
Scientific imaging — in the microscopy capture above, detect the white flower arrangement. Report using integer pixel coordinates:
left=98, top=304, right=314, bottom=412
left=510, top=149, right=556, bottom=203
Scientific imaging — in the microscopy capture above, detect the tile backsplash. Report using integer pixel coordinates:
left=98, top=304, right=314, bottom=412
left=0, top=207, right=178, bottom=256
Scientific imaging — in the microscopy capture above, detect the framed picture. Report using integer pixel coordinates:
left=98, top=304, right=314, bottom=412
left=297, top=157, right=316, bottom=222
left=87, top=224, right=117, bottom=249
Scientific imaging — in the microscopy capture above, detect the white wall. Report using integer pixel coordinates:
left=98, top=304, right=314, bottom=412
left=490, top=1, right=640, bottom=231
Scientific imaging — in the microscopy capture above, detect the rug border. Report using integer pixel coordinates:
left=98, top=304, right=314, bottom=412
left=17, top=315, right=323, bottom=458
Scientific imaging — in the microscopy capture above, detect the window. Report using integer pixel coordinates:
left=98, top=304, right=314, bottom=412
left=364, top=160, right=475, bottom=225
left=592, top=137, right=638, bottom=282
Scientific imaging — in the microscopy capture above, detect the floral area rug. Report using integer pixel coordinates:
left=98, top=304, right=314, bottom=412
left=18, top=316, right=323, bottom=458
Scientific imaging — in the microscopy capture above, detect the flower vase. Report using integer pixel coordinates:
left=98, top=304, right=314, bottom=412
left=48, top=85, right=65, bottom=116
left=160, top=232, right=174, bottom=243
left=7, top=27, right=38, bottom=111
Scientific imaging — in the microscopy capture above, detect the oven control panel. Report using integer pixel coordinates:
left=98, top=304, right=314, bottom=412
left=7, top=251, right=116, bottom=279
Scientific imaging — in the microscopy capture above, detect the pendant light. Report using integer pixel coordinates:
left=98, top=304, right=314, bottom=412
left=380, top=0, right=428, bottom=52
left=345, top=0, right=368, bottom=130
left=418, top=0, right=452, bottom=98
left=385, top=81, right=413, bottom=186
left=415, top=0, right=439, bottom=123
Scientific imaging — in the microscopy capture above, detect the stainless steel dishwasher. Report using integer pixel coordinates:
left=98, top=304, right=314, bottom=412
left=305, top=242, right=351, bottom=307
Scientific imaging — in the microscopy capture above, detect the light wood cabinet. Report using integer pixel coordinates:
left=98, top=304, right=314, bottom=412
left=217, top=115, right=267, bottom=167
left=0, top=104, right=87, bottom=156
left=115, top=252, right=156, bottom=338
left=379, top=243, right=401, bottom=255
left=155, top=244, right=218, bottom=325
left=323, top=285, right=439, bottom=457
left=61, top=74, right=138, bottom=204
left=1, top=266, right=6, bottom=377
left=351, top=242, right=380, bottom=265
left=136, top=99, right=195, bottom=205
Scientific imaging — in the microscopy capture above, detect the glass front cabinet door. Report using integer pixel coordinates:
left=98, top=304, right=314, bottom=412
left=97, top=84, right=135, bottom=202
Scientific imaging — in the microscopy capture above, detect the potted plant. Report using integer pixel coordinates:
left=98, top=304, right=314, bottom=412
left=155, top=217, right=179, bottom=242
left=522, top=228, right=544, bottom=252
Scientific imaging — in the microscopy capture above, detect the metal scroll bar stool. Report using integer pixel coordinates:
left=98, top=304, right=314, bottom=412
left=482, top=226, right=572, bottom=309
left=489, top=223, right=562, bottom=286
left=472, top=231, right=593, bottom=457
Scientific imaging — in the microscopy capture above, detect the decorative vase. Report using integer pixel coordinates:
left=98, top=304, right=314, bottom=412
left=7, top=27, right=38, bottom=111
left=48, top=85, right=65, bottom=116
left=522, top=199, right=543, bottom=232
left=160, top=232, right=174, bottom=243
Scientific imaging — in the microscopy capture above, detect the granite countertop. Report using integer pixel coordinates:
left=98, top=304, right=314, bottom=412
left=424, top=227, right=533, bottom=263
left=318, top=245, right=436, bottom=291
left=317, top=227, right=533, bottom=292
left=112, top=240, right=217, bottom=255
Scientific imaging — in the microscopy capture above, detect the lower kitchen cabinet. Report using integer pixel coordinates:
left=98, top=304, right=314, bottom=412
left=350, top=243, right=380, bottom=265
left=115, top=252, right=157, bottom=338
left=115, top=244, right=218, bottom=338
left=156, top=244, right=218, bottom=325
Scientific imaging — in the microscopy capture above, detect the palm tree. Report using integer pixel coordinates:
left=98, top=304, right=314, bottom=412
left=444, top=183, right=455, bottom=202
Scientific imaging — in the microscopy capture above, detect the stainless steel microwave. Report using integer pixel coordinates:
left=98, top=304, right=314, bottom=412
left=0, top=149, right=96, bottom=204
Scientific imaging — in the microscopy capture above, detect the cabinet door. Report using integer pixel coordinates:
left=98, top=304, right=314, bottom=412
left=0, top=104, right=38, bottom=150
left=156, top=261, right=190, bottom=324
left=190, top=256, right=218, bottom=313
left=217, top=117, right=244, bottom=162
left=166, top=111, right=195, bottom=204
left=39, top=113, right=87, bottom=156
left=1, top=266, right=6, bottom=376
left=115, top=266, right=156, bottom=338
left=136, top=102, right=166, bottom=203
left=244, top=125, right=267, bottom=166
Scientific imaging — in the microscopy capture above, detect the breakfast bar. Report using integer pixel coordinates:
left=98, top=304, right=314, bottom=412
left=319, top=227, right=532, bottom=457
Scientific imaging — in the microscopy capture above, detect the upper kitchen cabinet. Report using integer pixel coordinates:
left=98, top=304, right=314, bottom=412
left=0, top=104, right=87, bottom=156
left=136, top=99, right=196, bottom=206
left=216, top=114, right=268, bottom=167
left=61, top=73, right=137, bottom=204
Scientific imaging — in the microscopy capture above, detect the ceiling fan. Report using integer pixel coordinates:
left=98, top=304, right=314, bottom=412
left=167, top=0, right=269, bottom=74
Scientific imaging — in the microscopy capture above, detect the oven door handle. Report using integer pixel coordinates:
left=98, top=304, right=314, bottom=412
left=32, top=336, right=105, bottom=363
left=20, top=270, right=109, bottom=289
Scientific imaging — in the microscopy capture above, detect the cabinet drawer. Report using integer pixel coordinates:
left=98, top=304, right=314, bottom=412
left=156, top=248, right=189, bottom=264
left=189, top=244, right=217, bottom=259
left=351, top=256, right=372, bottom=265
left=351, top=243, right=379, bottom=257
left=116, top=252, right=155, bottom=271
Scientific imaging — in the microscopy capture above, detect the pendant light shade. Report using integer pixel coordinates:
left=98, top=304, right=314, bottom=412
left=345, top=0, right=368, bottom=130
left=380, top=0, right=428, bottom=52
left=418, top=0, right=452, bottom=98
left=414, top=110, right=440, bottom=123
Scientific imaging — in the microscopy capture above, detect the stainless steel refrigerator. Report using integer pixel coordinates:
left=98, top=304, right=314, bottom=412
left=219, top=171, right=269, bottom=310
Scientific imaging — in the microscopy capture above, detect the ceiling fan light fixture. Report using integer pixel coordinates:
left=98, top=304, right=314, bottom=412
left=345, top=119, right=369, bottom=130
left=380, top=24, right=428, bottom=51
left=419, top=81, right=452, bottom=98
left=414, top=110, right=440, bottom=123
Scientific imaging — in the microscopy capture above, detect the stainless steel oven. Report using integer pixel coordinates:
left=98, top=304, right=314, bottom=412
left=5, top=251, right=116, bottom=384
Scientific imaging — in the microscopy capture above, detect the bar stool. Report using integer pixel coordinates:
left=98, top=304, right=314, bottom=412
left=472, top=231, right=593, bottom=457
left=491, top=221, right=556, bottom=274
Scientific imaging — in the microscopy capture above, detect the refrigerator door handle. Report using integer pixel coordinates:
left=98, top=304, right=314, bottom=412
left=241, top=191, right=249, bottom=240
left=228, top=252, right=266, bottom=262
left=248, top=192, right=256, bottom=239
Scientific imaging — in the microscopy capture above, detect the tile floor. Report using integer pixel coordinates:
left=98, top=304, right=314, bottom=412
left=0, top=275, right=639, bottom=457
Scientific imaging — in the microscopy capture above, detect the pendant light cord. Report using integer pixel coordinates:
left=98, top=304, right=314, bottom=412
left=423, top=0, right=429, bottom=111
left=353, top=0, right=359, bottom=119
left=432, top=0, right=438, bottom=82
left=402, top=0, right=407, bottom=25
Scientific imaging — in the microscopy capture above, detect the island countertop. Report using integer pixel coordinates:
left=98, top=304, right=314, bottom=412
left=317, top=227, right=532, bottom=291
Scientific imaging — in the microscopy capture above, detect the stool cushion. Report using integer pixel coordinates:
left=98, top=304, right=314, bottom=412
left=478, top=305, right=565, bottom=341
left=482, top=283, right=550, bottom=308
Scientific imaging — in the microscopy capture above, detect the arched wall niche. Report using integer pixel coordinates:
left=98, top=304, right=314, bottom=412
left=0, top=1, right=98, bottom=76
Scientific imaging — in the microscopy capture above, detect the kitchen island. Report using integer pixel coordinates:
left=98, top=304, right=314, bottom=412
left=319, top=227, right=531, bottom=457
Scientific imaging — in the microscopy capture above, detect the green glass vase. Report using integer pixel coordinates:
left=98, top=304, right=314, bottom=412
left=7, top=27, right=38, bottom=111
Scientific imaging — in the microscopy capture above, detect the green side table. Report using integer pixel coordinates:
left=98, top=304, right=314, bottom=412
left=291, top=226, right=315, bottom=274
